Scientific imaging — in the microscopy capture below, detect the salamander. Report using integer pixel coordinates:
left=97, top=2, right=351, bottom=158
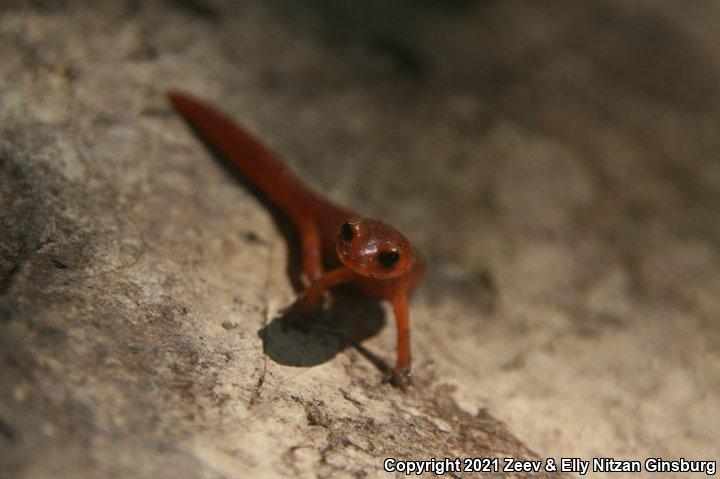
left=168, top=91, right=426, bottom=387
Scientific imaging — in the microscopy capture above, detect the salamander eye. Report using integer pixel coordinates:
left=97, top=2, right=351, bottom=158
left=378, top=251, right=400, bottom=268
left=341, top=222, right=354, bottom=243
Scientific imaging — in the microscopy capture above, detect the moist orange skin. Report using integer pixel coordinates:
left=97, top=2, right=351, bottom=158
left=168, top=91, right=425, bottom=387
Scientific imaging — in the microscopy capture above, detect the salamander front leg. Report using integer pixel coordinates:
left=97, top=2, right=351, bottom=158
left=284, top=266, right=356, bottom=318
left=390, top=291, right=412, bottom=389
left=299, top=223, right=324, bottom=285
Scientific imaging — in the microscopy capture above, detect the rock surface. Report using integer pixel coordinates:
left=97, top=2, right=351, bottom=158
left=1, top=0, right=719, bottom=477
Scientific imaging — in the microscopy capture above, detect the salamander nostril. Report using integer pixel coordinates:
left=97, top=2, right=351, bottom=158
left=341, top=222, right=354, bottom=243
left=378, top=251, right=400, bottom=268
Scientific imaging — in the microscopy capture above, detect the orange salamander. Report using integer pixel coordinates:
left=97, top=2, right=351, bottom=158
left=168, top=91, right=426, bottom=387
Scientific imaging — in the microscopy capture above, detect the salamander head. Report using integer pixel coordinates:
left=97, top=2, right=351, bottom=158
left=336, top=218, right=415, bottom=280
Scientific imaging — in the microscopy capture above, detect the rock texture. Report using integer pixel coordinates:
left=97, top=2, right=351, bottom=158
left=1, top=0, right=719, bottom=478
